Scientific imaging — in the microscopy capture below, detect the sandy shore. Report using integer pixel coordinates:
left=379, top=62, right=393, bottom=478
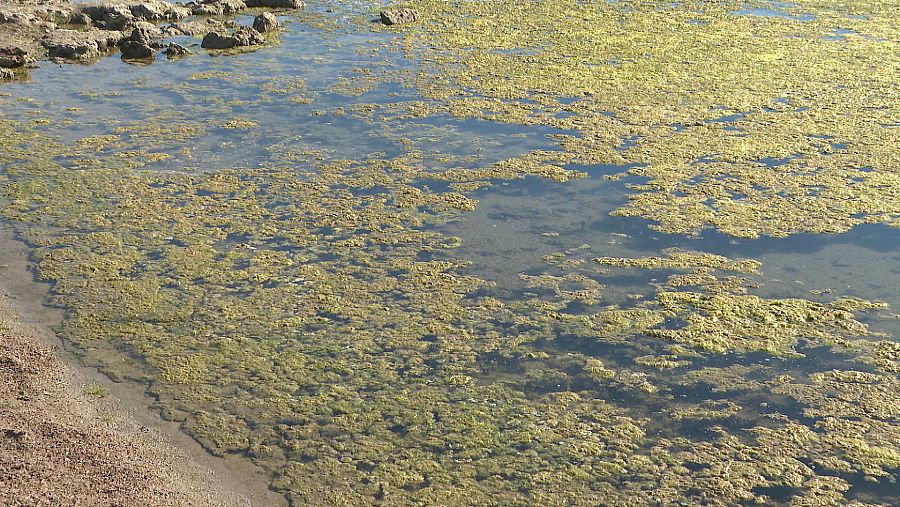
left=0, top=290, right=256, bottom=506
left=0, top=225, right=287, bottom=506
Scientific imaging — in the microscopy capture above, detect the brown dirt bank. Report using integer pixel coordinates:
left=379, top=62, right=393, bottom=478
left=0, top=226, right=286, bottom=506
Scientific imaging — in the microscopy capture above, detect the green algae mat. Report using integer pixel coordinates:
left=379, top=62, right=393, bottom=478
left=1, top=0, right=898, bottom=504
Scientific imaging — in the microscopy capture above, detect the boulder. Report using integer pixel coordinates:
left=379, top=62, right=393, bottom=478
left=252, top=12, right=277, bottom=33
left=380, top=8, right=419, bottom=25
left=244, top=0, right=303, bottom=9
left=163, top=42, right=190, bottom=57
left=0, top=47, right=33, bottom=68
left=120, top=40, right=153, bottom=59
left=201, top=26, right=264, bottom=49
left=231, top=26, right=265, bottom=46
left=200, top=31, right=237, bottom=50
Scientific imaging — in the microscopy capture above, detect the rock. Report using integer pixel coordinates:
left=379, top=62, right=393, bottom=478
left=122, top=23, right=160, bottom=45
left=98, top=6, right=134, bottom=31
left=0, top=47, right=33, bottom=68
left=1, top=4, right=77, bottom=26
left=163, top=42, right=190, bottom=57
left=200, top=31, right=237, bottom=50
left=162, top=18, right=225, bottom=37
left=231, top=26, right=265, bottom=46
left=187, top=0, right=246, bottom=16
left=81, top=1, right=189, bottom=25
left=42, top=28, right=124, bottom=61
left=69, top=13, right=94, bottom=25
left=201, top=26, right=264, bottom=49
left=244, top=0, right=303, bottom=9
left=379, top=8, right=419, bottom=25
left=252, top=12, right=277, bottom=33
left=120, top=40, right=153, bottom=59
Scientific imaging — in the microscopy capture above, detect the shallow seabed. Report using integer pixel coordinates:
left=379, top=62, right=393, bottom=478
left=1, top=0, right=898, bottom=505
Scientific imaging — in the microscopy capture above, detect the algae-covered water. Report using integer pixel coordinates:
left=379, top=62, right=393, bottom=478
left=1, top=0, right=898, bottom=505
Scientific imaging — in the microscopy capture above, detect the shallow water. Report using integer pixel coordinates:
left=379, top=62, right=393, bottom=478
left=1, top=0, right=898, bottom=505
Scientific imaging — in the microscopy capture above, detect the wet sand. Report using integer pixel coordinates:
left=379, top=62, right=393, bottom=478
left=0, top=226, right=286, bottom=506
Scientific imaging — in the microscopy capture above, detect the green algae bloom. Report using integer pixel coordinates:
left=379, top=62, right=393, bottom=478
left=0, top=0, right=898, bottom=504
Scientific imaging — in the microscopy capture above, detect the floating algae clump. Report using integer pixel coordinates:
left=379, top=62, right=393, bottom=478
left=390, top=0, right=900, bottom=238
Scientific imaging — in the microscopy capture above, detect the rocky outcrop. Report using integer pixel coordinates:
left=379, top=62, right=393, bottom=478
left=80, top=1, right=190, bottom=31
left=41, top=28, right=124, bottom=61
left=163, top=42, right=189, bottom=57
left=379, top=8, right=419, bottom=25
left=252, top=12, right=276, bottom=33
left=69, top=12, right=93, bottom=25
left=244, top=0, right=302, bottom=9
left=0, top=46, right=33, bottom=68
left=0, top=3, right=76, bottom=26
left=199, top=31, right=234, bottom=49
left=122, top=23, right=162, bottom=46
left=186, top=0, right=245, bottom=16
left=201, top=25, right=264, bottom=49
left=120, top=40, right=153, bottom=59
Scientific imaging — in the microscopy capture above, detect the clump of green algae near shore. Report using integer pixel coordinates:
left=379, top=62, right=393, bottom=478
left=1, top=0, right=899, bottom=504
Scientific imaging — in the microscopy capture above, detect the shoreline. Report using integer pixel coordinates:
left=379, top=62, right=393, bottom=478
left=0, top=225, right=286, bottom=506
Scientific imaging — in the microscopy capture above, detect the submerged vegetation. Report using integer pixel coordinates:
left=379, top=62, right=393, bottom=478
left=0, top=0, right=898, bottom=505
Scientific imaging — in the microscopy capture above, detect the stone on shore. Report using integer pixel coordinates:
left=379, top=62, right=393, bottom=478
left=0, top=46, right=33, bottom=68
left=80, top=1, right=190, bottom=30
left=200, top=31, right=236, bottom=50
left=163, top=42, right=189, bottom=57
left=244, top=0, right=303, bottom=9
left=201, top=26, right=264, bottom=49
left=122, top=23, right=161, bottom=46
left=161, top=18, right=227, bottom=37
left=187, top=0, right=246, bottom=16
left=41, top=28, right=124, bottom=61
left=252, top=12, right=277, bottom=33
left=120, top=40, right=153, bottom=59
left=379, top=8, right=419, bottom=25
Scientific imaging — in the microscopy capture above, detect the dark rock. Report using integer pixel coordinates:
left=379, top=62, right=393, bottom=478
left=163, top=42, right=190, bottom=57
left=244, top=0, right=303, bottom=9
left=252, top=12, right=277, bottom=33
left=120, top=40, right=153, bottom=59
left=201, top=26, right=265, bottom=49
left=200, top=31, right=237, bottom=50
left=379, top=8, right=419, bottom=25
left=0, top=47, right=33, bottom=68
